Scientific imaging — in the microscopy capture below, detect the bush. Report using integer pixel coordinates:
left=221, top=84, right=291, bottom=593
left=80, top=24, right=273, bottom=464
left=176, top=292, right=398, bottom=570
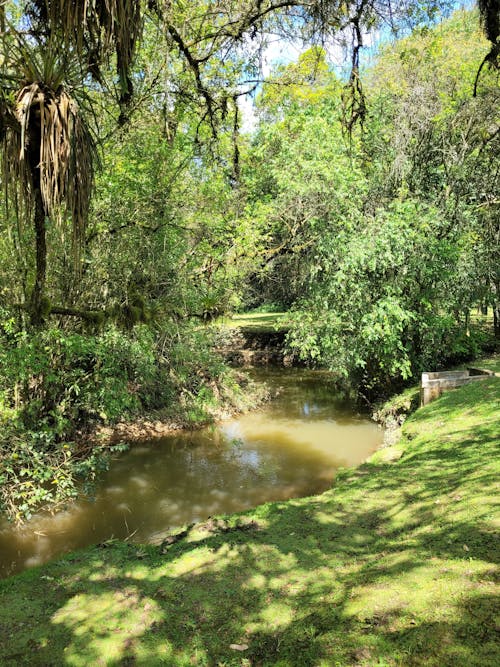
left=0, top=325, right=163, bottom=436
left=284, top=200, right=492, bottom=398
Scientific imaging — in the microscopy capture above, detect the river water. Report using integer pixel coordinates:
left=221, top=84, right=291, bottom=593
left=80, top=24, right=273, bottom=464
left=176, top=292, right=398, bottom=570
left=0, top=368, right=383, bottom=578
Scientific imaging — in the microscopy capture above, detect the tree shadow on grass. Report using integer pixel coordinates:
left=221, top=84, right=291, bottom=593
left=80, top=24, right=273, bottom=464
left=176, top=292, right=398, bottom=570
left=1, top=476, right=498, bottom=666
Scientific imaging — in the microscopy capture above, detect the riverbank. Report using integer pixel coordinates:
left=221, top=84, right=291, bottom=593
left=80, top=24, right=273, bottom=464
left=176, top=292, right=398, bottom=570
left=91, top=370, right=271, bottom=444
left=0, top=329, right=269, bottom=524
left=372, top=353, right=500, bottom=446
left=1, top=357, right=498, bottom=665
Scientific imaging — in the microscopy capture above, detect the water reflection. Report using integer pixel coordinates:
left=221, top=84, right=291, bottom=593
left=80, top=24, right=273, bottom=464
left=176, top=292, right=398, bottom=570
left=0, top=368, right=382, bottom=578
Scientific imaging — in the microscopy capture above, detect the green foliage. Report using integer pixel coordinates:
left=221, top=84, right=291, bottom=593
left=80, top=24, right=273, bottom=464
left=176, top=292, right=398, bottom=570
left=364, top=7, right=499, bottom=333
left=256, top=46, right=337, bottom=118
left=286, top=200, right=488, bottom=396
left=0, top=324, right=154, bottom=520
left=0, top=320, right=249, bottom=521
left=0, top=326, right=159, bottom=431
left=244, top=80, right=366, bottom=308
left=243, top=9, right=499, bottom=396
left=0, top=436, right=128, bottom=523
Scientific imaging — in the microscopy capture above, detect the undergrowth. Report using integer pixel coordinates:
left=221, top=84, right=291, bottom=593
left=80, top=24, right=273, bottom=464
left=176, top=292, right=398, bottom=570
left=0, top=321, right=258, bottom=522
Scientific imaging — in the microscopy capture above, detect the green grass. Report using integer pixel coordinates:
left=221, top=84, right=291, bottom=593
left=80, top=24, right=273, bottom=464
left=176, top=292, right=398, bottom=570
left=462, top=353, right=500, bottom=373
left=1, top=367, right=499, bottom=666
left=219, top=312, right=288, bottom=334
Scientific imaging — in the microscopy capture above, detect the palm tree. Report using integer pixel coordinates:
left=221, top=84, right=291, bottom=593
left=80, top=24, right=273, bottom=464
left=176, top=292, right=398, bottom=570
left=0, top=1, right=146, bottom=324
left=26, top=0, right=142, bottom=122
left=0, top=34, right=96, bottom=324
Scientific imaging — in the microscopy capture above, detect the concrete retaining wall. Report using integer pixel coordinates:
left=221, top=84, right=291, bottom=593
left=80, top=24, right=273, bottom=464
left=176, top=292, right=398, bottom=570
left=420, top=368, right=495, bottom=405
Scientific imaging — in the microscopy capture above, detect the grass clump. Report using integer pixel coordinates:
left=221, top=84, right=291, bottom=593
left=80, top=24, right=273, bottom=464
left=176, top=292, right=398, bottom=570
left=0, top=369, right=498, bottom=666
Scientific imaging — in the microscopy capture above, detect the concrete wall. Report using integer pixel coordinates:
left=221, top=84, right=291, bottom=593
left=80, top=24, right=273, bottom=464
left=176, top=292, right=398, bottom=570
left=421, top=368, right=494, bottom=405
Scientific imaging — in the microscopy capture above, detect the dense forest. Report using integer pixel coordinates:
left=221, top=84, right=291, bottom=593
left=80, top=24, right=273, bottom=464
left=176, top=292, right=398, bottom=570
left=0, top=1, right=498, bottom=521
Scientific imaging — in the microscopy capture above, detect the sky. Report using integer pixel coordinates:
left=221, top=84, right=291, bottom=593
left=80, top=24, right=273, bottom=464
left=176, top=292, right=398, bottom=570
left=238, top=1, right=476, bottom=132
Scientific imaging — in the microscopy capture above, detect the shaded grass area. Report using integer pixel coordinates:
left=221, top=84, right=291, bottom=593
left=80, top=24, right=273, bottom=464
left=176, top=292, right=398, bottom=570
left=1, top=376, right=499, bottom=666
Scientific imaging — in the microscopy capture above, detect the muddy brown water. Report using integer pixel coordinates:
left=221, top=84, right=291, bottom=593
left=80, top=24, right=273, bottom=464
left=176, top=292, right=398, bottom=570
left=0, top=368, right=383, bottom=579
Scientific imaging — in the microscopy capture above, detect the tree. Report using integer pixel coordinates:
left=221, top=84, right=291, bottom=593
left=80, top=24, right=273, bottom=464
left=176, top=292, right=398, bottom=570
left=285, top=200, right=469, bottom=395
left=0, top=33, right=96, bottom=324
left=244, top=8, right=498, bottom=396
left=243, top=49, right=366, bottom=308
left=365, top=8, right=500, bottom=338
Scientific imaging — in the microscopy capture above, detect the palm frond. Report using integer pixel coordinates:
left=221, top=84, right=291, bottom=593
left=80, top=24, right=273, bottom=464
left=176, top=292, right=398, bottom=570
left=31, top=0, right=142, bottom=97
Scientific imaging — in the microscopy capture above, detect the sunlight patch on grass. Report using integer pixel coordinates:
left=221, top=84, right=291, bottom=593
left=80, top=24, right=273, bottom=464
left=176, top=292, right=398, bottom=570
left=51, top=590, right=162, bottom=666
left=169, top=543, right=237, bottom=577
left=220, top=311, right=288, bottom=333
left=254, top=601, right=295, bottom=630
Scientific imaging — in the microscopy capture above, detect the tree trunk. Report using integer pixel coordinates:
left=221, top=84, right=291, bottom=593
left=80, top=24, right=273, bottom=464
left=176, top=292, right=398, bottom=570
left=30, top=189, right=47, bottom=326
left=494, top=304, right=500, bottom=339
left=493, top=280, right=500, bottom=340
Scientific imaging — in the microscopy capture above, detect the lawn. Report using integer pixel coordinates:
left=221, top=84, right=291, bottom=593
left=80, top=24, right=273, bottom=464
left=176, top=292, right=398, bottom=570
left=218, top=312, right=288, bottom=334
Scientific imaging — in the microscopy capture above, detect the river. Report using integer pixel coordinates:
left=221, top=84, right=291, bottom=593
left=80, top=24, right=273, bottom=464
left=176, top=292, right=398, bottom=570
left=0, top=368, right=383, bottom=578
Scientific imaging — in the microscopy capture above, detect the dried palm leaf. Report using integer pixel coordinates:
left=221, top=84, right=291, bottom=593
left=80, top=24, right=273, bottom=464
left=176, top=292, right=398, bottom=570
left=0, top=16, right=101, bottom=287
left=12, top=81, right=96, bottom=261
left=30, top=0, right=142, bottom=100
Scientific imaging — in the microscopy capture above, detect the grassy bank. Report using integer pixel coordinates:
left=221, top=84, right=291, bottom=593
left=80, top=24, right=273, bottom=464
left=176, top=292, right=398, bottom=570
left=0, top=360, right=498, bottom=666
left=217, top=312, right=288, bottom=334
left=373, top=353, right=500, bottom=430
